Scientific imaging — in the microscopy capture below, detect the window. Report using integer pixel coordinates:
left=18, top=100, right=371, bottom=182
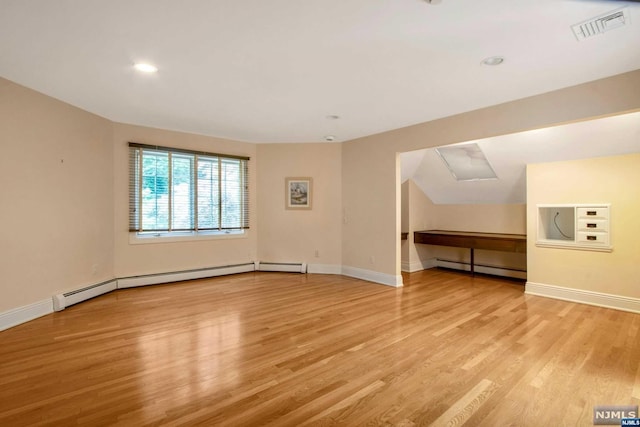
left=129, top=143, right=249, bottom=235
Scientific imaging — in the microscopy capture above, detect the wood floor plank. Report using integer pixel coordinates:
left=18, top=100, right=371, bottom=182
left=428, top=378, right=500, bottom=427
left=1, top=269, right=639, bottom=426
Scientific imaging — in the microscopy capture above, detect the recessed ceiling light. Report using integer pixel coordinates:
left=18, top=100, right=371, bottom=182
left=326, top=115, right=340, bottom=120
left=481, top=56, right=504, bottom=66
left=324, top=135, right=336, bottom=142
left=134, top=63, right=158, bottom=73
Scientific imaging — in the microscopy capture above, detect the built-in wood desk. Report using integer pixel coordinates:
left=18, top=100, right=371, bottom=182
left=413, top=230, right=527, bottom=275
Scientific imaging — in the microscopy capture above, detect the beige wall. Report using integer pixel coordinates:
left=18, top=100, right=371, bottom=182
left=343, top=69, right=640, bottom=280
left=401, top=181, right=410, bottom=264
left=0, top=78, right=114, bottom=312
left=342, top=142, right=398, bottom=275
left=401, top=180, right=437, bottom=270
left=112, top=123, right=257, bottom=277
left=433, top=204, right=526, bottom=234
left=527, top=154, right=640, bottom=298
left=256, top=143, right=342, bottom=268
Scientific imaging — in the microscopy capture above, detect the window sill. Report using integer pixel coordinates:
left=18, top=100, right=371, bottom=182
left=129, top=230, right=248, bottom=245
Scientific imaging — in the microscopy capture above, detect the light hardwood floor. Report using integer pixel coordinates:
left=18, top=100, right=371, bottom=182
left=1, top=269, right=639, bottom=426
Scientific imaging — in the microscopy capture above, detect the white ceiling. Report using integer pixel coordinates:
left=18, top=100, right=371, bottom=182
left=0, top=0, right=639, bottom=143
left=401, top=111, right=640, bottom=204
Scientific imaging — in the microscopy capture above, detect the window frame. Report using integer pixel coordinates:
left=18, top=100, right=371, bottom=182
left=128, top=142, right=250, bottom=240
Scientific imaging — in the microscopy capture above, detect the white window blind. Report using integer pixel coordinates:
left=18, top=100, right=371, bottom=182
left=129, top=143, right=249, bottom=233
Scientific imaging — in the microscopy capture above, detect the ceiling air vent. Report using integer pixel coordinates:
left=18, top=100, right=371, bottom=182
left=572, top=7, right=630, bottom=41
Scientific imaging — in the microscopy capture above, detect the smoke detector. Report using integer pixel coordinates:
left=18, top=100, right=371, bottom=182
left=572, top=7, right=630, bottom=41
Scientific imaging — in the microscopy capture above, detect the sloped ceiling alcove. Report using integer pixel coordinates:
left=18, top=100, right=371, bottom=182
left=400, top=111, right=640, bottom=204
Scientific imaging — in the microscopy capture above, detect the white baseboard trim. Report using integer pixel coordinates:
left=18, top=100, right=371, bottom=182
left=342, top=266, right=403, bottom=288
left=307, top=263, right=343, bottom=275
left=525, top=281, right=640, bottom=314
left=436, top=259, right=527, bottom=280
left=401, top=258, right=437, bottom=273
left=117, top=262, right=256, bottom=289
left=0, top=299, right=53, bottom=332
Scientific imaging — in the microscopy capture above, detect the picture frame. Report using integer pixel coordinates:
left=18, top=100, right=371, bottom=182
left=285, top=177, right=312, bottom=210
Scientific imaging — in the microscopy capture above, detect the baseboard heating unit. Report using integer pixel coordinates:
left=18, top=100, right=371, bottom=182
left=50, top=261, right=305, bottom=314
left=53, top=279, right=118, bottom=312
left=255, top=261, right=307, bottom=273
left=117, top=263, right=257, bottom=289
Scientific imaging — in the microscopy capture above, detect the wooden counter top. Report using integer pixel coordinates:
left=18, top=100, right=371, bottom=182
left=414, top=230, right=527, bottom=253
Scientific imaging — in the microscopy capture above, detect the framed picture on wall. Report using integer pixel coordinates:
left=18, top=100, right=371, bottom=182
left=285, top=177, right=312, bottom=210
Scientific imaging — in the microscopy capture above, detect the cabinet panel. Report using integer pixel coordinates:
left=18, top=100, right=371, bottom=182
left=536, top=204, right=611, bottom=252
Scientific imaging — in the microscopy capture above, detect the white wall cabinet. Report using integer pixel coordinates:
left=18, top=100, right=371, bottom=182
left=536, top=204, right=611, bottom=252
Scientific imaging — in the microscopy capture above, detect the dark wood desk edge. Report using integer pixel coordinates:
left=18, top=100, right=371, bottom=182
left=414, top=230, right=526, bottom=240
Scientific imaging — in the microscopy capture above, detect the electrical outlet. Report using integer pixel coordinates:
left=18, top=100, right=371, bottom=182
left=369, top=255, right=375, bottom=264
left=315, top=249, right=320, bottom=258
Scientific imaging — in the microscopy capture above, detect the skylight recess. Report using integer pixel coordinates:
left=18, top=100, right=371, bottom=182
left=435, top=143, right=498, bottom=181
